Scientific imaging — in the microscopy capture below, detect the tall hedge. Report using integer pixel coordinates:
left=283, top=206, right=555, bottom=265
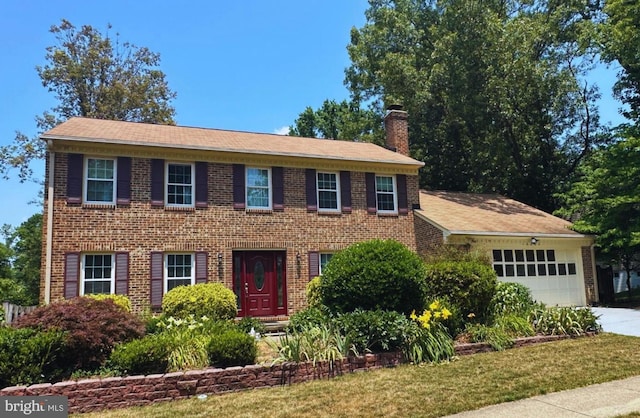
left=320, top=239, right=426, bottom=315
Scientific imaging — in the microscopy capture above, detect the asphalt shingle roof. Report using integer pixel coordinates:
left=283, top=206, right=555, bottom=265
left=42, top=117, right=423, bottom=167
left=417, top=190, right=585, bottom=236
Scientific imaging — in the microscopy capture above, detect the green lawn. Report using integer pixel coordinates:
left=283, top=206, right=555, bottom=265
left=81, top=333, right=640, bottom=418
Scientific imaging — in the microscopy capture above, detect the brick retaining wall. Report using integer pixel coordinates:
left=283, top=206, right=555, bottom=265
left=0, top=334, right=588, bottom=414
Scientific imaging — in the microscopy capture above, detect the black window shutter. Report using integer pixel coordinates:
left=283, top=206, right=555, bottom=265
left=115, top=252, right=129, bottom=295
left=195, top=252, right=208, bottom=284
left=116, top=157, right=132, bottom=205
left=150, top=159, right=164, bottom=207
left=64, top=252, right=80, bottom=298
left=397, top=174, right=408, bottom=215
left=308, top=251, right=320, bottom=279
left=67, top=153, right=83, bottom=204
left=306, top=169, right=317, bottom=211
left=365, top=172, right=377, bottom=214
left=340, top=171, right=352, bottom=213
left=150, top=252, right=164, bottom=308
left=195, top=162, right=208, bottom=208
left=272, top=167, right=284, bottom=211
left=233, top=164, right=246, bottom=209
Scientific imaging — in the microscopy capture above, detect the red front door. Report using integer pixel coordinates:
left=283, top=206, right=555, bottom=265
left=233, top=251, right=287, bottom=317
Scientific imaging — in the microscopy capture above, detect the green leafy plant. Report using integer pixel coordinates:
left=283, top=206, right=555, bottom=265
left=13, top=297, right=144, bottom=374
left=320, top=239, right=427, bottom=315
left=162, top=283, right=237, bottom=320
left=333, top=309, right=410, bottom=353
left=464, top=323, right=515, bottom=351
left=306, top=276, right=323, bottom=308
left=85, top=293, right=132, bottom=312
left=236, top=316, right=267, bottom=336
left=0, top=327, right=66, bottom=387
left=490, top=282, right=537, bottom=317
left=287, top=306, right=331, bottom=333
left=108, top=333, right=173, bottom=375
left=530, top=307, right=601, bottom=336
left=403, top=300, right=455, bottom=363
left=207, top=329, right=258, bottom=368
left=269, top=324, right=351, bottom=368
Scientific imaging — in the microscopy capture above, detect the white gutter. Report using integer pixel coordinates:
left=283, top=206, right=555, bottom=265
left=44, top=143, right=54, bottom=304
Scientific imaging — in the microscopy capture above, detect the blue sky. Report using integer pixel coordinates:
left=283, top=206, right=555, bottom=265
left=0, top=0, right=627, bottom=228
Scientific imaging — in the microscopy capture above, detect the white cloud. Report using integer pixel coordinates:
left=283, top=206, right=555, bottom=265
left=273, top=126, right=290, bottom=135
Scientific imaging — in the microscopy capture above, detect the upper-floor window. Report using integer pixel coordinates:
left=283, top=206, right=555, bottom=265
left=376, top=175, right=397, bottom=214
left=246, top=167, right=271, bottom=209
left=81, top=254, right=114, bottom=295
left=317, top=172, right=340, bottom=212
left=166, top=163, right=194, bottom=207
left=165, top=253, right=194, bottom=292
left=85, top=158, right=116, bottom=204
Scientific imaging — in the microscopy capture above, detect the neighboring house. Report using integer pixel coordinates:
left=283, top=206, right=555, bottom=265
left=414, top=191, right=597, bottom=306
left=39, top=108, right=424, bottom=316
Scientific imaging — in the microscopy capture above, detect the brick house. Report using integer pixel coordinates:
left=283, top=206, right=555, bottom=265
left=40, top=109, right=424, bottom=316
left=39, top=108, right=598, bottom=314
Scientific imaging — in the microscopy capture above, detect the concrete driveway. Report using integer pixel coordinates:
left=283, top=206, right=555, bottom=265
left=591, top=307, right=640, bottom=337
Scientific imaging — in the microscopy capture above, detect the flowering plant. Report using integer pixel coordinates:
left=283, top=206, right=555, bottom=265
left=404, top=300, right=455, bottom=364
left=410, top=300, right=452, bottom=329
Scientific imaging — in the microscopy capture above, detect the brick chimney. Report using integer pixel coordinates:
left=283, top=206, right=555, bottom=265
left=384, top=105, right=409, bottom=156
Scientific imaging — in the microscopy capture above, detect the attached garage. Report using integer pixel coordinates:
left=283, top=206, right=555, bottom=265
left=415, top=191, right=597, bottom=306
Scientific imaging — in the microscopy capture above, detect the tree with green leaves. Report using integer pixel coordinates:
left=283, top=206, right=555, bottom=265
left=10, top=214, right=43, bottom=305
left=289, top=99, right=384, bottom=144
left=600, top=0, right=640, bottom=123
left=556, top=132, right=640, bottom=291
left=0, top=19, right=177, bottom=182
left=343, top=0, right=604, bottom=212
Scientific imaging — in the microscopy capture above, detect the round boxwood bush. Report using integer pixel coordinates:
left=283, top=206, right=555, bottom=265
left=320, top=239, right=427, bottom=315
left=162, top=283, right=237, bottom=320
left=423, top=260, right=497, bottom=322
left=207, top=329, right=257, bottom=367
left=108, top=333, right=172, bottom=375
left=13, top=297, right=145, bottom=373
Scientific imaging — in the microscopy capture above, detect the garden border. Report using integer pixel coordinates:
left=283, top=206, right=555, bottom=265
left=0, top=333, right=591, bottom=414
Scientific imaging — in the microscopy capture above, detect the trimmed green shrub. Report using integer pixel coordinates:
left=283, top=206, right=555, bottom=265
left=306, top=276, right=322, bottom=309
left=333, top=309, right=409, bottom=353
left=423, top=259, right=497, bottom=322
left=0, top=327, right=67, bottom=387
left=85, top=294, right=132, bottom=312
left=13, top=297, right=145, bottom=373
left=320, top=239, right=427, bottom=315
left=490, top=282, right=536, bottom=317
left=207, top=329, right=257, bottom=367
left=287, top=306, right=331, bottom=333
left=162, top=283, right=237, bottom=320
left=108, top=333, right=173, bottom=375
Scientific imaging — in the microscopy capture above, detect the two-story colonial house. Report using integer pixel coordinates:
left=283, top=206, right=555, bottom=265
left=40, top=108, right=423, bottom=316
left=40, top=107, right=599, bottom=314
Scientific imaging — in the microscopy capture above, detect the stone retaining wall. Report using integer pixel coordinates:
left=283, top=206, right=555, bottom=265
left=0, top=334, right=586, bottom=414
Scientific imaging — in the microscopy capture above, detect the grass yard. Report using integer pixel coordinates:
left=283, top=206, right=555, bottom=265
left=80, top=333, right=640, bottom=418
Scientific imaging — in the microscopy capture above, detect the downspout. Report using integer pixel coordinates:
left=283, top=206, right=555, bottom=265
left=44, top=141, right=55, bottom=304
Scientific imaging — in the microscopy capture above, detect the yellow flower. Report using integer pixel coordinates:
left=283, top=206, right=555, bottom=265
left=441, top=308, right=452, bottom=320
left=410, top=310, right=417, bottom=320
left=434, top=311, right=442, bottom=319
left=429, top=300, right=441, bottom=311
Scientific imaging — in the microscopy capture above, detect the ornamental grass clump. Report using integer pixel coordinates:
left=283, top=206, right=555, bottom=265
left=404, top=300, right=455, bottom=364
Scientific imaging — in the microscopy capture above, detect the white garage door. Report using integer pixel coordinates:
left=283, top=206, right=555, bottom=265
left=492, top=248, right=585, bottom=306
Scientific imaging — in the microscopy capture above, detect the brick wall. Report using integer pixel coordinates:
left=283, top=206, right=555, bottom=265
left=42, top=153, right=420, bottom=314
left=582, top=246, right=596, bottom=304
left=413, top=215, right=445, bottom=255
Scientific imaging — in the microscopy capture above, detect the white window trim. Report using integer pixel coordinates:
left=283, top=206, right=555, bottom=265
left=164, top=253, right=195, bottom=294
left=375, top=174, right=398, bottom=214
left=317, top=172, right=341, bottom=213
left=165, top=162, right=195, bottom=208
left=245, top=167, right=272, bottom=210
left=80, top=253, right=115, bottom=295
left=84, top=157, right=117, bottom=205
left=319, top=252, right=334, bottom=275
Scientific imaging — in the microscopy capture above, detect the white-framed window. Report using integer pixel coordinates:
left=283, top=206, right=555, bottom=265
left=491, top=249, right=577, bottom=278
left=319, top=253, right=334, bottom=275
left=375, top=175, right=397, bottom=214
left=246, top=167, right=271, bottom=209
left=317, top=172, right=340, bottom=212
left=81, top=253, right=114, bottom=295
left=166, top=162, right=194, bottom=207
left=85, top=157, right=116, bottom=204
left=165, top=253, right=194, bottom=292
